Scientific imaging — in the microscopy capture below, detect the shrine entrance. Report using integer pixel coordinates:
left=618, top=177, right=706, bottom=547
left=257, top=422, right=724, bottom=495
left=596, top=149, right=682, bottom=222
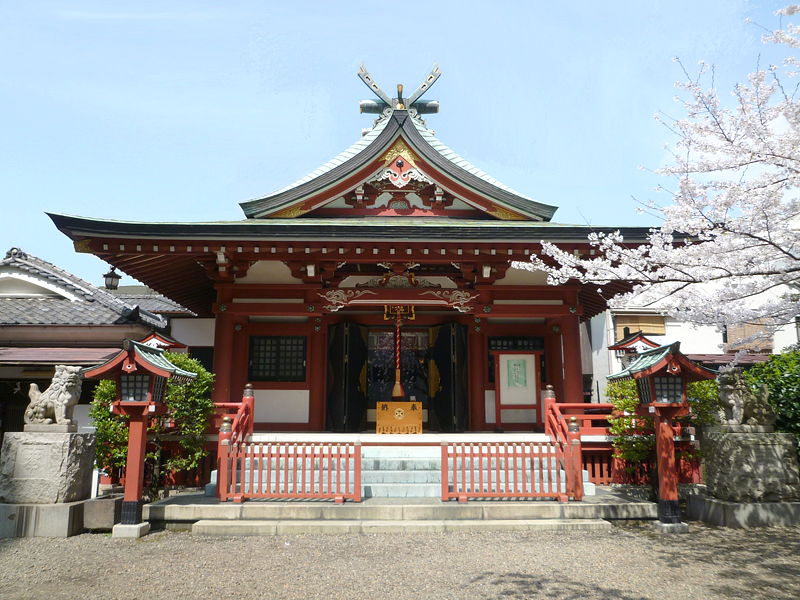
left=326, top=322, right=468, bottom=432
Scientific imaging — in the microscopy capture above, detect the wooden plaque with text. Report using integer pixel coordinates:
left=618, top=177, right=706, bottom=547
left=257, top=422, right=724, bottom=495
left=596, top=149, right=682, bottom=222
left=376, top=402, right=423, bottom=434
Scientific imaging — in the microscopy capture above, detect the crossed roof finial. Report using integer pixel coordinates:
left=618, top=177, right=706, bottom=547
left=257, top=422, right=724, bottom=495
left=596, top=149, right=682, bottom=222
left=358, top=63, right=440, bottom=115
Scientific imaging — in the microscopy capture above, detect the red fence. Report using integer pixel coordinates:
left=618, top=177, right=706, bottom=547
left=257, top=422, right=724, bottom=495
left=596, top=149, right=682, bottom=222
left=441, top=442, right=568, bottom=502
left=218, top=442, right=362, bottom=503
left=582, top=448, right=613, bottom=485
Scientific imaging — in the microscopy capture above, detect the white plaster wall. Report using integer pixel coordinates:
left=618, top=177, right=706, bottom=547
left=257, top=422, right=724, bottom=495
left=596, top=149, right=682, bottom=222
left=0, top=271, right=78, bottom=299
left=663, top=319, right=722, bottom=353
left=171, top=318, right=215, bottom=347
left=253, top=389, right=309, bottom=423
left=74, top=405, right=95, bottom=434
left=235, top=261, right=302, bottom=284
left=492, top=266, right=549, bottom=286
left=774, top=323, right=798, bottom=352
left=484, top=390, right=537, bottom=424
left=589, top=312, right=612, bottom=401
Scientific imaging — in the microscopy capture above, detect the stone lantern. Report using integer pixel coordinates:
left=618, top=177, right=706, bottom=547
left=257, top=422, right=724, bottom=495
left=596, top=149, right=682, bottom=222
left=608, top=342, right=715, bottom=532
left=83, top=339, right=195, bottom=538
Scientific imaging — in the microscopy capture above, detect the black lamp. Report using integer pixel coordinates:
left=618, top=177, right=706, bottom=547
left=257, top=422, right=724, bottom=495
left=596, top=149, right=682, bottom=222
left=103, top=267, right=121, bottom=290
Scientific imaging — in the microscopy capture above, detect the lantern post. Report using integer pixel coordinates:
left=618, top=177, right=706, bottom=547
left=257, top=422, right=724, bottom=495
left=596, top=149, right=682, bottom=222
left=84, top=339, right=196, bottom=538
left=607, top=342, right=716, bottom=533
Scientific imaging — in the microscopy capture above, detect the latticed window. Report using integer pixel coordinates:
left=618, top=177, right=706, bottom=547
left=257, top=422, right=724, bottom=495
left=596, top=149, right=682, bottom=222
left=248, top=336, right=307, bottom=382
left=152, top=375, right=167, bottom=402
left=636, top=379, right=651, bottom=404
left=120, top=375, right=150, bottom=402
left=654, top=376, right=683, bottom=404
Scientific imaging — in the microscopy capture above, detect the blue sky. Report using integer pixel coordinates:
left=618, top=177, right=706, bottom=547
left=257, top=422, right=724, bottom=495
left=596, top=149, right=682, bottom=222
left=0, top=1, right=791, bottom=287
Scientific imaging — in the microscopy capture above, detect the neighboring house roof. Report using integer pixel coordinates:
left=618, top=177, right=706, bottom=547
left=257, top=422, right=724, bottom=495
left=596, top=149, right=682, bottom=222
left=112, top=286, right=193, bottom=315
left=0, top=347, right=119, bottom=366
left=685, top=353, right=771, bottom=367
left=0, top=247, right=168, bottom=331
left=608, top=330, right=660, bottom=352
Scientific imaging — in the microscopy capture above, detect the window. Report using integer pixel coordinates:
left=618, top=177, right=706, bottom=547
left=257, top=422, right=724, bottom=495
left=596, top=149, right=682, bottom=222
left=614, top=315, right=666, bottom=341
left=488, top=336, right=545, bottom=383
left=248, top=336, right=307, bottom=382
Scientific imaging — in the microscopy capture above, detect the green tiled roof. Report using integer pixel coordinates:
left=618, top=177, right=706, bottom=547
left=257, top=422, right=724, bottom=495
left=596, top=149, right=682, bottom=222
left=126, top=339, right=196, bottom=383
left=607, top=341, right=717, bottom=382
left=608, top=343, right=677, bottom=381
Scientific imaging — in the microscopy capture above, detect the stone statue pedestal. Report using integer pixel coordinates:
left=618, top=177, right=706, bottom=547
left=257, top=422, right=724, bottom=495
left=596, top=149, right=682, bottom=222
left=0, top=431, right=96, bottom=505
left=688, top=428, right=800, bottom=527
left=703, top=430, right=799, bottom=503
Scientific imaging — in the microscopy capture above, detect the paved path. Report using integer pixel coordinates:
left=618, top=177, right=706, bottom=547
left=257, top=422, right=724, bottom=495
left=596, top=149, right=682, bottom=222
left=1, top=523, right=798, bottom=599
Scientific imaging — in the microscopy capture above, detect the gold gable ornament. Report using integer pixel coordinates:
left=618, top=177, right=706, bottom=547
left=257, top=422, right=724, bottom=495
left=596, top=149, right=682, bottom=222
left=74, top=239, right=93, bottom=253
left=269, top=205, right=311, bottom=219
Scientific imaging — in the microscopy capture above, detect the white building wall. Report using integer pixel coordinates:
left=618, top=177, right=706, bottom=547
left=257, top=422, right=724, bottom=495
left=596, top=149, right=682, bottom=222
left=171, top=318, right=215, bottom=347
left=589, top=312, right=613, bottom=401
left=774, top=322, right=798, bottom=352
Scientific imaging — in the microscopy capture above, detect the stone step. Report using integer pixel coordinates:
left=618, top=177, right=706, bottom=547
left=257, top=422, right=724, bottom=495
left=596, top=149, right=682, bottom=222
left=364, top=483, right=442, bottom=498
left=362, top=458, right=440, bottom=470
left=191, top=518, right=614, bottom=536
left=363, top=470, right=441, bottom=483
left=147, top=496, right=656, bottom=525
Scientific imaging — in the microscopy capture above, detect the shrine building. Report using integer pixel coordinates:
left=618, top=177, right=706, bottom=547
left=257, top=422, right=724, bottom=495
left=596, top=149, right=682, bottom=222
left=49, top=64, right=648, bottom=434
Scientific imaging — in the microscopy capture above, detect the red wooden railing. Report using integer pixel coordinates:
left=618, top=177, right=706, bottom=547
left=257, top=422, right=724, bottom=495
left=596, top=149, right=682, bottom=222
left=218, top=442, right=361, bottom=503
left=582, top=448, right=613, bottom=485
left=214, top=384, right=255, bottom=501
left=441, top=442, right=568, bottom=502
left=543, top=385, right=584, bottom=500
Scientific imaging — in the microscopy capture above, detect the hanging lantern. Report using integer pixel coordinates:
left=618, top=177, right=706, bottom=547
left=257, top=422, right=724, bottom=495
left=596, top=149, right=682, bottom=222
left=103, top=267, right=122, bottom=290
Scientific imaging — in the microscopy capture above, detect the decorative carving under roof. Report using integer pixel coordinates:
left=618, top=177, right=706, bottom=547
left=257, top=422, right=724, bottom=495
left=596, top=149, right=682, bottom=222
left=357, top=275, right=441, bottom=289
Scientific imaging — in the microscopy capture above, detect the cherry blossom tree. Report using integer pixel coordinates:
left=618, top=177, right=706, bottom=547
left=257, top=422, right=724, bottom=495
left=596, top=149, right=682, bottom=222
left=515, top=6, right=800, bottom=343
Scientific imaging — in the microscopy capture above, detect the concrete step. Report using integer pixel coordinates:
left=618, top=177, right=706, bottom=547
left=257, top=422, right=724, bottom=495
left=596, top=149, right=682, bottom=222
left=362, top=446, right=441, bottom=458
left=362, top=458, right=440, bottom=470
left=191, top=518, right=613, bottom=536
left=363, top=470, right=441, bottom=483
left=364, top=483, right=442, bottom=498
left=146, top=494, right=657, bottom=525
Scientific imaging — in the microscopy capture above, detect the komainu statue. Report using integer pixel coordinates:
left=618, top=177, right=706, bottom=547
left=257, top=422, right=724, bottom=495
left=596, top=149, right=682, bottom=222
left=24, top=365, right=84, bottom=426
left=717, top=366, right=776, bottom=427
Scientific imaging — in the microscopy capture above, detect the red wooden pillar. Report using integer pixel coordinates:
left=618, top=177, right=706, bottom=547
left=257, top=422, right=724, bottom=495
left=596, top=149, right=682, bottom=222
left=655, top=408, right=681, bottom=523
left=560, top=313, right=583, bottom=404
left=545, top=329, right=565, bottom=404
left=468, top=327, right=486, bottom=430
left=212, top=309, right=235, bottom=404
left=116, top=405, right=153, bottom=524
left=309, top=320, right=327, bottom=431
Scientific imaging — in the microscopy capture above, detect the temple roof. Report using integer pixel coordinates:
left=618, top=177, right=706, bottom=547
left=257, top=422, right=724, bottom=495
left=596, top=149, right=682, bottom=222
left=49, top=213, right=652, bottom=242
left=239, top=110, right=559, bottom=221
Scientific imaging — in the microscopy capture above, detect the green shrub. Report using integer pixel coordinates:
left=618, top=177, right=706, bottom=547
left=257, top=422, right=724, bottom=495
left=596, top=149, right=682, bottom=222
left=605, top=378, right=720, bottom=470
left=90, top=351, right=215, bottom=490
left=744, top=350, right=800, bottom=454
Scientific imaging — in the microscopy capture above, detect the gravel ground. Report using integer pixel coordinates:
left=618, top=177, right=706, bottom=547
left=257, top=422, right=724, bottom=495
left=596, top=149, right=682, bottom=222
left=1, top=523, right=798, bottom=600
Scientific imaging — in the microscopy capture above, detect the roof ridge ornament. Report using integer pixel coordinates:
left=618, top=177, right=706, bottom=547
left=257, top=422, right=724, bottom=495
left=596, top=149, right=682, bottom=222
left=358, top=63, right=440, bottom=118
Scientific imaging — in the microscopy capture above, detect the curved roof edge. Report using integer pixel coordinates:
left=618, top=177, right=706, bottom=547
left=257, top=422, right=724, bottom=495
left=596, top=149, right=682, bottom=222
left=239, top=110, right=558, bottom=222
